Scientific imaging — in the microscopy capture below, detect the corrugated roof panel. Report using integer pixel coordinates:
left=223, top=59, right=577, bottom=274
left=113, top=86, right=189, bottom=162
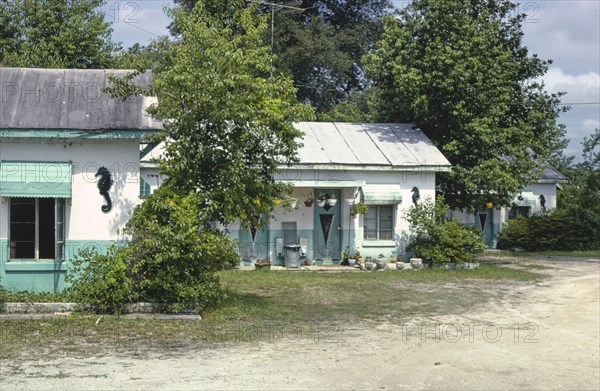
left=295, top=122, right=332, bottom=164
left=333, top=123, right=389, bottom=165
left=388, top=124, right=450, bottom=167
left=307, top=122, right=361, bottom=165
left=361, top=123, right=419, bottom=166
left=0, top=67, right=161, bottom=130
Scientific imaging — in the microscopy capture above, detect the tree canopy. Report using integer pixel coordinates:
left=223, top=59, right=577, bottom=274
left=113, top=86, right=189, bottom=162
left=365, top=0, right=569, bottom=210
left=0, top=0, right=119, bottom=68
left=124, top=1, right=313, bottom=226
left=171, top=0, right=392, bottom=117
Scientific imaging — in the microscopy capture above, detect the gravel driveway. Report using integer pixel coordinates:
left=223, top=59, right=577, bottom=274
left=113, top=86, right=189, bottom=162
left=1, top=258, right=599, bottom=390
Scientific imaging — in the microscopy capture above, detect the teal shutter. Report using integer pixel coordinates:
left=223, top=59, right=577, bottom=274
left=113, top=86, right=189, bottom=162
left=0, top=161, right=72, bottom=198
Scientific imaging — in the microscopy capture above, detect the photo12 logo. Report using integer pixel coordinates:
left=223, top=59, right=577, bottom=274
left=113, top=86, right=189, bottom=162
left=400, top=321, right=540, bottom=344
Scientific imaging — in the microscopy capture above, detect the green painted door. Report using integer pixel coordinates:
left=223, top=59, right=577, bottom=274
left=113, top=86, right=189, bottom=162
left=476, top=209, right=494, bottom=247
left=238, top=217, right=269, bottom=262
left=313, top=189, right=341, bottom=261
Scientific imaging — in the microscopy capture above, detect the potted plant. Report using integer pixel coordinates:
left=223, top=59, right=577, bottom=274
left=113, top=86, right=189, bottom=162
left=255, top=259, right=272, bottom=271
left=326, top=193, right=337, bottom=206
left=304, top=194, right=314, bottom=207
left=376, top=253, right=387, bottom=270
left=349, top=250, right=361, bottom=267
left=364, top=256, right=375, bottom=271
left=350, top=202, right=369, bottom=216
left=316, top=194, right=327, bottom=208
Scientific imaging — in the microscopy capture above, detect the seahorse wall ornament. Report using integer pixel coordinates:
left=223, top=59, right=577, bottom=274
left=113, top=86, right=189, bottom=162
left=95, top=166, right=114, bottom=213
left=411, top=186, right=420, bottom=206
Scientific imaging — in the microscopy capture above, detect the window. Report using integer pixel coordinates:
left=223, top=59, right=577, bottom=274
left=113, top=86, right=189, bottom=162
left=140, top=177, right=152, bottom=198
left=364, top=205, right=393, bottom=240
left=9, top=198, right=65, bottom=260
left=508, top=206, right=531, bottom=219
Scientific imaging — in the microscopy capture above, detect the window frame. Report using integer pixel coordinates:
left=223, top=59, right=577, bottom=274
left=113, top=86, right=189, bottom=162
left=508, top=206, right=531, bottom=220
left=363, top=204, right=394, bottom=241
left=8, top=197, right=66, bottom=261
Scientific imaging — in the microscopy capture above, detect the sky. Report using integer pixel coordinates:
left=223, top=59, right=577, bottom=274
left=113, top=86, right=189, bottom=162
left=102, top=0, right=600, bottom=161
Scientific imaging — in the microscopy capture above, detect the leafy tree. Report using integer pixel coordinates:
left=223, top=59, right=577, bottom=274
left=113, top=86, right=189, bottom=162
left=171, top=0, right=392, bottom=117
left=365, top=0, right=569, bottom=210
left=111, top=37, right=174, bottom=72
left=0, top=0, right=119, bottom=68
left=122, top=188, right=240, bottom=313
left=140, top=1, right=313, bottom=226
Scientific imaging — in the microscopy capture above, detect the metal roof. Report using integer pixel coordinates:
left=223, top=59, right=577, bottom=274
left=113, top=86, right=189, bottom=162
left=294, top=122, right=451, bottom=171
left=141, top=123, right=452, bottom=172
left=539, top=164, right=568, bottom=183
left=0, top=67, right=162, bottom=130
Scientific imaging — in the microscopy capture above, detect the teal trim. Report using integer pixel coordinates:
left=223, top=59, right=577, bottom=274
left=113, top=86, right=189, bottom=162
left=0, top=161, right=71, bottom=198
left=5, top=261, right=68, bottom=272
left=0, top=129, right=158, bottom=139
left=361, top=184, right=402, bottom=205
left=362, top=240, right=396, bottom=247
left=0, top=239, right=115, bottom=293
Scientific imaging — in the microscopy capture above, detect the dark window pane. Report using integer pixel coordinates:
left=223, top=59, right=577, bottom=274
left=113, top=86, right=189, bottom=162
left=39, top=198, right=55, bottom=259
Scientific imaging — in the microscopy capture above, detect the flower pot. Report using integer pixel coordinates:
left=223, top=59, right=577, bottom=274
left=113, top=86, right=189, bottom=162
left=376, top=259, right=387, bottom=270
left=304, top=201, right=313, bottom=207
left=289, top=199, right=298, bottom=209
left=348, top=258, right=356, bottom=267
left=326, top=198, right=337, bottom=206
left=316, top=200, right=326, bottom=207
left=364, top=261, right=375, bottom=271
left=305, top=259, right=312, bottom=266
left=410, top=258, right=423, bottom=269
left=439, top=263, right=455, bottom=270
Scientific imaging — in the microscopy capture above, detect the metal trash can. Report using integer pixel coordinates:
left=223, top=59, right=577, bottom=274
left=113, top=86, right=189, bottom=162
left=284, top=244, right=301, bottom=268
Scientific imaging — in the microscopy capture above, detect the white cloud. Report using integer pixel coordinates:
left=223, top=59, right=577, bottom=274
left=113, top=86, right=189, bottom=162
left=582, top=119, right=600, bottom=131
left=522, top=1, right=600, bottom=74
left=541, top=68, right=600, bottom=103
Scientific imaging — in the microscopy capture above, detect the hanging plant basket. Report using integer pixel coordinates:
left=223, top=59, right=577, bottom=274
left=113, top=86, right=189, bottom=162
left=316, top=199, right=326, bottom=208
left=326, top=198, right=337, bottom=206
left=304, top=200, right=313, bottom=207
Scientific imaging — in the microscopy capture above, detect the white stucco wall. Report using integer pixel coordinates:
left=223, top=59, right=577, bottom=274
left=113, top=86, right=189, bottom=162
left=0, top=137, right=141, bottom=243
left=523, top=183, right=558, bottom=212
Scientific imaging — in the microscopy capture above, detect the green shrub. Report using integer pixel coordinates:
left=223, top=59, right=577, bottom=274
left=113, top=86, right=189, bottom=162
left=2, top=290, right=72, bottom=303
left=406, top=197, right=485, bottom=264
left=498, top=208, right=600, bottom=251
left=66, top=247, right=133, bottom=315
left=123, top=187, right=240, bottom=313
left=0, top=283, right=7, bottom=312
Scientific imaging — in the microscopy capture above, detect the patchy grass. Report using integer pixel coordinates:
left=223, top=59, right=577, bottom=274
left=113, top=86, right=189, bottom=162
left=0, top=263, right=543, bottom=359
left=483, top=249, right=600, bottom=259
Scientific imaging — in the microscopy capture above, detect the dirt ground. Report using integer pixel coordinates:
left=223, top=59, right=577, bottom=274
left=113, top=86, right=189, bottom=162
left=1, top=258, right=599, bottom=390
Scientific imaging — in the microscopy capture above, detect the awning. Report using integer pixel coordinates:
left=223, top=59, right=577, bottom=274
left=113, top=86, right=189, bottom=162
left=361, top=184, right=403, bottom=205
left=512, top=192, right=536, bottom=207
left=283, top=180, right=366, bottom=188
left=0, top=161, right=72, bottom=198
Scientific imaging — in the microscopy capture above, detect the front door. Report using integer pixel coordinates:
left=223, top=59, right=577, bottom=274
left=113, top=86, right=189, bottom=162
left=477, top=209, right=493, bottom=247
left=238, top=215, right=269, bottom=262
left=313, top=189, right=341, bottom=262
